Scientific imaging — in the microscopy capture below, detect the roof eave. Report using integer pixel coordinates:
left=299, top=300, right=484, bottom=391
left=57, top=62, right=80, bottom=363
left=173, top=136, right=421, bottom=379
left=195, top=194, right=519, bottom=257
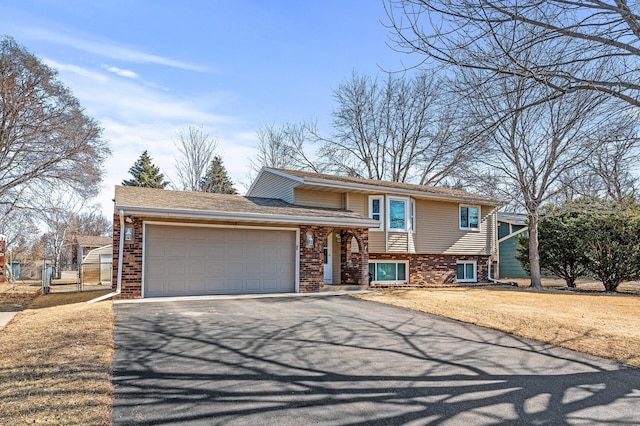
left=300, top=177, right=502, bottom=206
left=116, top=205, right=380, bottom=228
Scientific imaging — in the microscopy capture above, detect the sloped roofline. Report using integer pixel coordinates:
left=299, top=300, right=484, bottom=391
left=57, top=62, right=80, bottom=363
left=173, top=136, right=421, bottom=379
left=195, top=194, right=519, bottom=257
left=114, top=185, right=379, bottom=228
left=255, top=167, right=502, bottom=206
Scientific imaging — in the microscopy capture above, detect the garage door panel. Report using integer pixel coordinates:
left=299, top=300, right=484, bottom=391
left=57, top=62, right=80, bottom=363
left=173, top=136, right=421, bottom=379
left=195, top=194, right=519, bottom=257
left=225, top=278, right=244, bottom=293
left=188, top=279, right=206, bottom=293
left=207, top=262, right=226, bottom=274
left=187, top=243, right=208, bottom=257
left=226, top=262, right=244, bottom=274
left=245, top=279, right=262, bottom=291
left=206, top=278, right=225, bottom=292
left=186, top=260, right=206, bottom=276
left=226, top=244, right=245, bottom=257
left=280, top=262, right=295, bottom=274
left=144, top=225, right=296, bottom=297
left=166, top=245, right=186, bottom=258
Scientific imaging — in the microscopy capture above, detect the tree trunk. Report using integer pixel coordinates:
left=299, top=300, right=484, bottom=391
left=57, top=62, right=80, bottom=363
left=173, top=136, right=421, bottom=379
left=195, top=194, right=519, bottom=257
left=528, top=212, right=543, bottom=289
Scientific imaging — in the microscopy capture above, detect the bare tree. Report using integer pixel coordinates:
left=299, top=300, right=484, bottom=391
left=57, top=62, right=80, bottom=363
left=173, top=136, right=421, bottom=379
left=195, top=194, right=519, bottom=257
left=69, top=208, right=112, bottom=237
left=174, top=125, right=218, bottom=191
left=458, top=63, right=633, bottom=288
left=386, top=0, right=640, bottom=108
left=0, top=36, right=110, bottom=216
left=33, top=194, right=85, bottom=273
left=317, top=71, right=471, bottom=184
left=588, top=131, right=640, bottom=200
left=0, top=208, right=39, bottom=261
left=249, top=121, right=320, bottom=174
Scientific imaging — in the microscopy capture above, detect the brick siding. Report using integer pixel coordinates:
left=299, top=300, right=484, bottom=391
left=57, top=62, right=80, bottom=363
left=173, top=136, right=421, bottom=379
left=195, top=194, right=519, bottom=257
left=112, top=214, right=143, bottom=299
left=369, top=253, right=492, bottom=286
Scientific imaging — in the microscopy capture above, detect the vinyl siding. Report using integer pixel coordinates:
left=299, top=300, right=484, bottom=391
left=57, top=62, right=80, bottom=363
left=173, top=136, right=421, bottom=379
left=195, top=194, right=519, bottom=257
left=388, top=232, right=408, bottom=252
left=368, top=231, right=386, bottom=253
left=498, top=224, right=528, bottom=278
left=247, top=171, right=297, bottom=203
left=294, top=188, right=344, bottom=209
left=346, top=192, right=366, bottom=216
left=345, top=191, right=496, bottom=255
left=414, top=199, right=495, bottom=255
left=499, top=237, right=529, bottom=278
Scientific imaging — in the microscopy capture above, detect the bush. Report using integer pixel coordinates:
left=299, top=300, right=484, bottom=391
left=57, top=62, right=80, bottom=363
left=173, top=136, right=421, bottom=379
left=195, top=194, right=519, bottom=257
left=581, top=203, right=640, bottom=291
left=516, top=198, right=640, bottom=292
left=516, top=211, right=588, bottom=288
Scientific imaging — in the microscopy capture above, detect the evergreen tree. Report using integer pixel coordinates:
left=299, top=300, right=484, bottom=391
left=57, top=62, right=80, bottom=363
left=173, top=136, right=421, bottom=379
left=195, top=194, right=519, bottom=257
left=122, top=150, right=169, bottom=188
left=200, top=156, right=237, bottom=194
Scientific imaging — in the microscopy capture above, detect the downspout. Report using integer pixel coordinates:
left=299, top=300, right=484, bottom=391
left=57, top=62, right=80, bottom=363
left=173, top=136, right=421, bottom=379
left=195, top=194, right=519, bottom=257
left=487, top=256, right=516, bottom=285
left=87, top=209, right=124, bottom=303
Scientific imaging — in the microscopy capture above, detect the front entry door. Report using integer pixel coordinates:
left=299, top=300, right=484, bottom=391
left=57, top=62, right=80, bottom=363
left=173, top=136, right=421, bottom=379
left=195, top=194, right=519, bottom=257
left=324, top=233, right=333, bottom=284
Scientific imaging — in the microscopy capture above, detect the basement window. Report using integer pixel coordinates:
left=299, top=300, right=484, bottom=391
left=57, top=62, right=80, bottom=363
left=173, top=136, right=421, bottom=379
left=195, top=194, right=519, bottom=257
left=456, top=261, right=477, bottom=283
left=369, top=261, right=408, bottom=284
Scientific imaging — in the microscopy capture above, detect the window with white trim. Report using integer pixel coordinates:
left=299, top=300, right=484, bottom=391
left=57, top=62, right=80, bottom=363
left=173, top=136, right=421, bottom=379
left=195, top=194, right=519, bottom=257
left=460, top=205, right=480, bottom=230
left=369, top=261, right=408, bottom=284
left=456, top=261, right=477, bottom=282
left=388, top=197, right=407, bottom=231
left=368, top=195, right=384, bottom=231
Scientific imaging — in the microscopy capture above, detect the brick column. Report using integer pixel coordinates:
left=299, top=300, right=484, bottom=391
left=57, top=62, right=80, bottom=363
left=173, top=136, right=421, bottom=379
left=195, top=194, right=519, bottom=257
left=299, top=225, right=328, bottom=292
left=112, top=214, right=143, bottom=299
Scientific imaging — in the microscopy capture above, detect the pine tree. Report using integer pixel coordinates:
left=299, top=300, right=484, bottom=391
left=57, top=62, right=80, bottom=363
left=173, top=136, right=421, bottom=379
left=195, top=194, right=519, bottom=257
left=122, top=150, right=169, bottom=189
left=200, top=156, right=237, bottom=194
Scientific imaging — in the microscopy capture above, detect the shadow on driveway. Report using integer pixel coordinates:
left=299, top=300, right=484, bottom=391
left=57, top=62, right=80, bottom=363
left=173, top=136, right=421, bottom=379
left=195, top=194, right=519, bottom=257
left=113, top=296, right=640, bottom=425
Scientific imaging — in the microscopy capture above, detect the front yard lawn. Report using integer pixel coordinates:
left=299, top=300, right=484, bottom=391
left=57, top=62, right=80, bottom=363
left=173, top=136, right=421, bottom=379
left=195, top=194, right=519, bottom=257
left=355, top=287, right=640, bottom=368
left=0, top=289, right=114, bottom=425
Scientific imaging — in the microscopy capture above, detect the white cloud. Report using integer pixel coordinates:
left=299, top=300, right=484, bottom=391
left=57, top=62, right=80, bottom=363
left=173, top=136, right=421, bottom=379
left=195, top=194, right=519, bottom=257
left=22, top=26, right=209, bottom=72
left=102, top=65, right=139, bottom=79
left=43, top=58, right=109, bottom=83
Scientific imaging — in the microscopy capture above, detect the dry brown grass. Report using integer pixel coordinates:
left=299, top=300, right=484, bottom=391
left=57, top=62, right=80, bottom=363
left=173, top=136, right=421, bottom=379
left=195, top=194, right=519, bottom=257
left=508, top=277, right=640, bottom=294
left=0, top=282, right=41, bottom=312
left=355, top=286, right=640, bottom=368
left=0, top=290, right=115, bottom=425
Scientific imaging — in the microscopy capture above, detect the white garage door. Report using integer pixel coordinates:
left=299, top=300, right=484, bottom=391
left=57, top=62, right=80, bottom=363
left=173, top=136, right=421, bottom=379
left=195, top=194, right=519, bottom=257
left=144, top=225, right=296, bottom=297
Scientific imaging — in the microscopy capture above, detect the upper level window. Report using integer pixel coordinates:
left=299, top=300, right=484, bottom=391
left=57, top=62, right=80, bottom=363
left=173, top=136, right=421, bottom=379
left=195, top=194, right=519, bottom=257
left=388, top=198, right=407, bottom=231
left=368, top=196, right=384, bottom=231
left=460, top=205, right=480, bottom=230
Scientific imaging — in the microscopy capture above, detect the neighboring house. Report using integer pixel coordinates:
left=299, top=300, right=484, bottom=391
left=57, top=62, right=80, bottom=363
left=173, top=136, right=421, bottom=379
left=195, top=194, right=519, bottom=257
left=112, top=167, right=502, bottom=299
left=72, top=235, right=112, bottom=268
left=497, top=212, right=529, bottom=279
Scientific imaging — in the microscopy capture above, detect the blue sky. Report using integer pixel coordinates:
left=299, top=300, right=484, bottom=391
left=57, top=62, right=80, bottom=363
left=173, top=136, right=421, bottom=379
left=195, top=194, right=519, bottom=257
left=0, top=0, right=417, bottom=218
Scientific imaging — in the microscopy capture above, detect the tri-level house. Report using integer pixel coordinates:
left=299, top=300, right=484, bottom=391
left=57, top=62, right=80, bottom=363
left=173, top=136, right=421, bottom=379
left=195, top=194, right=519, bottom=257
left=110, top=167, right=501, bottom=299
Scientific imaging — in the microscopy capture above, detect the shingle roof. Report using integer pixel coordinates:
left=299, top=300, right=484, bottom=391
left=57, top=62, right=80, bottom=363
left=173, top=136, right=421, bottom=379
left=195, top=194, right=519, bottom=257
left=114, top=186, right=374, bottom=224
left=269, top=168, right=501, bottom=205
left=75, top=235, right=112, bottom=247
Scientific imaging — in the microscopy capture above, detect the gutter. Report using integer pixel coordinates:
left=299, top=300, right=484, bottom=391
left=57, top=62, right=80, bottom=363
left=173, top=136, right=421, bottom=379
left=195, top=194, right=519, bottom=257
left=87, top=209, right=124, bottom=303
left=115, top=206, right=380, bottom=228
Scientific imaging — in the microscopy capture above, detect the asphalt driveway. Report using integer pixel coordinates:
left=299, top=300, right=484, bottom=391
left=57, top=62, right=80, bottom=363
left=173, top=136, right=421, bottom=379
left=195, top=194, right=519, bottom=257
left=113, top=295, right=640, bottom=425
